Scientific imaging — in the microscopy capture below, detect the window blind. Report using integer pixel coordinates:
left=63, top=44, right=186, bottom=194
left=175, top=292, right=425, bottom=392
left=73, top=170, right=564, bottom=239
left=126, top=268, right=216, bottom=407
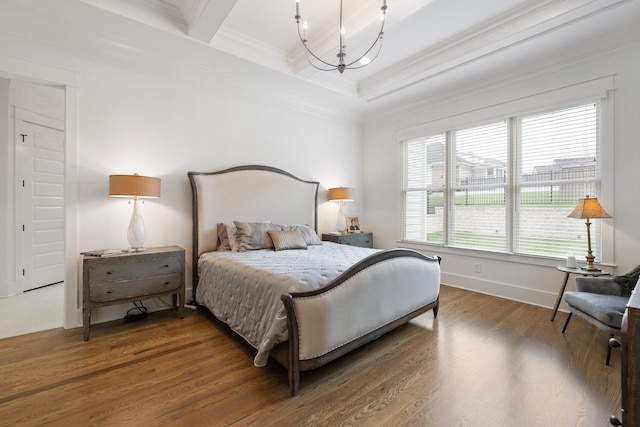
left=515, top=103, right=599, bottom=257
left=402, top=134, right=445, bottom=243
left=450, top=121, right=508, bottom=250
left=401, top=101, right=603, bottom=263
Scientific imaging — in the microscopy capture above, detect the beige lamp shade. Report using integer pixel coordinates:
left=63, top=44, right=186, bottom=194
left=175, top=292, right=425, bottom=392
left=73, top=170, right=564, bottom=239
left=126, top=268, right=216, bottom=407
left=567, top=195, right=611, bottom=219
left=109, top=174, right=161, bottom=198
left=327, top=187, right=354, bottom=202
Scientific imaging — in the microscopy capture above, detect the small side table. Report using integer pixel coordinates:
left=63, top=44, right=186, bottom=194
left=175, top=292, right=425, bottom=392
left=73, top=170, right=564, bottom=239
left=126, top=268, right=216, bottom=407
left=550, top=265, right=609, bottom=321
left=321, top=232, right=373, bottom=248
left=82, top=246, right=185, bottom=340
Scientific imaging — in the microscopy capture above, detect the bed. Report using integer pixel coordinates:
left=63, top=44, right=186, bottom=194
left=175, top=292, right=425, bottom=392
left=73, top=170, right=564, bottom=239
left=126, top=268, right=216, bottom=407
left=188, top=165, right=441, bottom=396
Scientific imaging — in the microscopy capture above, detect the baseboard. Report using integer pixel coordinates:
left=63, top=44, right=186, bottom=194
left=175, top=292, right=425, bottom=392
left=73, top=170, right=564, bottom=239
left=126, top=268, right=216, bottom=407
left=441, top=272, right=564, bottom=312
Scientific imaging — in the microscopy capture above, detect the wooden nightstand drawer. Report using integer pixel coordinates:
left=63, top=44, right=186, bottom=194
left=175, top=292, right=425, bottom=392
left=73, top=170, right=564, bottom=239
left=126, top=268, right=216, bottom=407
left=90, top=273, right=183, bottom=302
left=322, top=232, right=373, bottom=248
left=88, top=256, right=182, bottom=283
left=342, top=234, right=372, bottom=247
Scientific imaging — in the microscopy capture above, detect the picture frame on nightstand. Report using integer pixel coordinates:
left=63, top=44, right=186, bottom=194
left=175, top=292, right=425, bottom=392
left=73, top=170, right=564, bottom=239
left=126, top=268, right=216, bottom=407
left=346, top=216, right=361, bottom=233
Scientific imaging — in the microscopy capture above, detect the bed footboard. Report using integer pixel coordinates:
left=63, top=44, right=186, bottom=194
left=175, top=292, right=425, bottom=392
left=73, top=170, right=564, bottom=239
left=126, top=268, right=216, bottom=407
left=279, top=249, right=441, bottom=396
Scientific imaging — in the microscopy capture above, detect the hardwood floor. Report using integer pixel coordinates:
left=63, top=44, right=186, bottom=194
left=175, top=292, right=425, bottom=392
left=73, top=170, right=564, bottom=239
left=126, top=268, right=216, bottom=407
left=0, top=285, right=621, bottom=426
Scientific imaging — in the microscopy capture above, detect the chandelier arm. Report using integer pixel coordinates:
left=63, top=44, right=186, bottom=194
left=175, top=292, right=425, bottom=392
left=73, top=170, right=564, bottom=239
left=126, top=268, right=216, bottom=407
left=297, top=23, right=347, bottom=68
left=341, top=11, right=386, bottom=68
left=303, top=50, right=346, bottom=72
left=343, top=33, right=384, bottom=68
left=344, top=39, right=384, bottom=69
left=294, top=1, right=387, bottom=72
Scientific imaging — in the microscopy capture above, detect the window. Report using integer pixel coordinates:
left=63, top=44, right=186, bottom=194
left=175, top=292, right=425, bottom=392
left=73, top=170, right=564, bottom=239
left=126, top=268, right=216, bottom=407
left=402, top=102, right=602, bottom=260
left=402, top=134, right=445, bottom=244
left=451, top=121, right=508, bottom=251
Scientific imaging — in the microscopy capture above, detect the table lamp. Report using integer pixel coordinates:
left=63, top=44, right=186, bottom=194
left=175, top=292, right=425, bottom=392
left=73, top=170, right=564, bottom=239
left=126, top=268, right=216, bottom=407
left=109, top=174, right=161, bottom=251
left=567, top=195, right=611, bottom=271
left=327, top=187, right=354, bottom=233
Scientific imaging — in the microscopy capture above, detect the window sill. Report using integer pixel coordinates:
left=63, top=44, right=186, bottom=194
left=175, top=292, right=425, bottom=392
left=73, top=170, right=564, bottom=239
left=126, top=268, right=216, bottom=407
left=396, top=240, right=616, bottom=270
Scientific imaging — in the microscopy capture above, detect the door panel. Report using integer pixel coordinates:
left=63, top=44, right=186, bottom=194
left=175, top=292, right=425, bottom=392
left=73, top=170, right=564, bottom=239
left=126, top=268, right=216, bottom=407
left=16, top=119, right=65, bottom=292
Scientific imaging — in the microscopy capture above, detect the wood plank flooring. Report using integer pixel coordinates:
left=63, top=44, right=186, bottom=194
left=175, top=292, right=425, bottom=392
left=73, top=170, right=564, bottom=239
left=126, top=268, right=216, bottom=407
left=0, top=285, right=621, bottom=426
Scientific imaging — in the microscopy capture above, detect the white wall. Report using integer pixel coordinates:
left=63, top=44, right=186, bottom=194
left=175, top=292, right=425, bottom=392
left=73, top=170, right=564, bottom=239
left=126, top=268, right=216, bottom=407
left=0, top=2, right=366, bottom=327
left=75, top=60, right=364, bottom=324
left=363, top=39, right=640, bottom=310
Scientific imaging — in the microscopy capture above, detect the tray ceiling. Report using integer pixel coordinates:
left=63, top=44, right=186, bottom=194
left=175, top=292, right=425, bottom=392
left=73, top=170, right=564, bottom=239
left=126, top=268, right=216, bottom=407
left=76, top=0, right=640, bottom=105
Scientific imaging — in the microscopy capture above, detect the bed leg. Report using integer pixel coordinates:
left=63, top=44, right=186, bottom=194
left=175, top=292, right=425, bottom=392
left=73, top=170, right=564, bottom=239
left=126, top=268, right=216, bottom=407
left=433, top=297, right=439, bottom=318
left=289, top=366, right=300, bottom=396
left=282, top=294, right=302, bottom=396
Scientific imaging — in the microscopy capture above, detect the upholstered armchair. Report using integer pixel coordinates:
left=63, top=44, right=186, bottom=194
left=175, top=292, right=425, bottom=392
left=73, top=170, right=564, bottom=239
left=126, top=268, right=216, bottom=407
left=562, top=276, right=629, bottom=365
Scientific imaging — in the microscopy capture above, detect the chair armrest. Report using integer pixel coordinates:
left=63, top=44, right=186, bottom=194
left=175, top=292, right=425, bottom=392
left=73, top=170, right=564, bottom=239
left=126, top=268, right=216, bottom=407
left=574, top=276, right=620, bottom=296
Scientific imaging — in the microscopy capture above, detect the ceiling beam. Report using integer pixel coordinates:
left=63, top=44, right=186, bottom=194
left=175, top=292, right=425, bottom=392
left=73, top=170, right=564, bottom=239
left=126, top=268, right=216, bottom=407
left=182, top=0, right=238, bottom=43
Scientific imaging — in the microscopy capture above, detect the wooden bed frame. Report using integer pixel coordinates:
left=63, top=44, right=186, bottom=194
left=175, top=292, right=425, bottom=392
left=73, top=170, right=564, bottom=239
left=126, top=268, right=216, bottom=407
left=188, top=165, right=441, bottom=396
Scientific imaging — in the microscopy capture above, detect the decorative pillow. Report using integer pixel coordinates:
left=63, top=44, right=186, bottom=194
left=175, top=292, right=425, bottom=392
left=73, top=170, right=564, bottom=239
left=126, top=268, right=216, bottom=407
left=227, top=224, right=240, bottom=252
left=234, top=221, right=279, bottom=251
left=614, top=264, right=640, bottom=296
left=267, top=230, right=308, bottom=251
left=216, top=223, right=231, bottom=251
left=216, top=223, right=240, bottom=251
left=279, top=224, right=321, bottom=245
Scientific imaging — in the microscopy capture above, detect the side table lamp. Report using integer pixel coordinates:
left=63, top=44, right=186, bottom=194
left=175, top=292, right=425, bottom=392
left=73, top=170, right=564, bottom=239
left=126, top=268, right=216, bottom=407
left=567, top=195, right=611, bottom=271
left=327, top=187, right=354, bottom=233
left=109, top=174, right=161, bottom=251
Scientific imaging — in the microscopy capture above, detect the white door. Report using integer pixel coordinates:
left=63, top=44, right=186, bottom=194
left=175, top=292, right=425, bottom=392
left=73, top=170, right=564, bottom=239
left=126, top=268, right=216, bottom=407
left=15, top=117, right=65, bottom=292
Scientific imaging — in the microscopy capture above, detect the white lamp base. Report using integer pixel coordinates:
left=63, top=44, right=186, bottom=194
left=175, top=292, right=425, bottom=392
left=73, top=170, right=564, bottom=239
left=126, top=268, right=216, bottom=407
left=127, top=197, right=146, bottom=251
left=336, top=201, right=347, bottom=233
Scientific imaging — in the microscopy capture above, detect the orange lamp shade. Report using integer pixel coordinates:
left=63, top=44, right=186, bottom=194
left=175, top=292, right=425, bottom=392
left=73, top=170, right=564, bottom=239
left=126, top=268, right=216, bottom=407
left=109, top=174, right=161, bottom=198
left=327, top=187, right=354, bottom=202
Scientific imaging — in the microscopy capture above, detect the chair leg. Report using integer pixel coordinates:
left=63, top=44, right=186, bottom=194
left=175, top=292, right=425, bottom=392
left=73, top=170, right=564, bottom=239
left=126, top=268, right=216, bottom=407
left=562, top=312, right=572, bottom=333
left=606, top=334, right=614, bottom=366
left=607, top=334, right=621, bottom=366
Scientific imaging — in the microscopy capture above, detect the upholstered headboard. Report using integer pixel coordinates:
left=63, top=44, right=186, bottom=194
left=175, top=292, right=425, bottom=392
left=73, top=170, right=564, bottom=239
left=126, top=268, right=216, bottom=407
left=187, top=165, right=320, bottom=290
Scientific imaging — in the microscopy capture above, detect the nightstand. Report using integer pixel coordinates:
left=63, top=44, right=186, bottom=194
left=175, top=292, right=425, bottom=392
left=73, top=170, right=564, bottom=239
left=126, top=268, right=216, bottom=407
left=82, top=245, right=185, bottom=340
left=322, top=232, right=373, bottom=248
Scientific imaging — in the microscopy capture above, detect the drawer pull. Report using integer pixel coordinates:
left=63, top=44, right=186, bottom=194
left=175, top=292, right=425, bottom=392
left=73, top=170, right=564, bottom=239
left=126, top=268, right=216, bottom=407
left=162, top=264, right=169, bottom=268
left=106, top=271, right=112, bottom=275
left=164, top=282, right=170, bottom=285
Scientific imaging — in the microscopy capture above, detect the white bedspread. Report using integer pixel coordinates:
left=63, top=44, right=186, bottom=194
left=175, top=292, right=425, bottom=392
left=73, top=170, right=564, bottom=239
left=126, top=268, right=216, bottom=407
left=196, top=242, right=379, bottom=366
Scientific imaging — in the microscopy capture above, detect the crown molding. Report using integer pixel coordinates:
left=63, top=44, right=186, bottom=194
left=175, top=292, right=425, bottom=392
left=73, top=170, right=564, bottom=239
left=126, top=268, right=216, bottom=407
left=364, top=22, right=640, bottom=123
left=211, top=27, right=291, bottom=74
left=81, top=0, right=187, bottom=34
left=358, top=0, right=628, bottom=102
left=211, top=26, right=360, bottom=99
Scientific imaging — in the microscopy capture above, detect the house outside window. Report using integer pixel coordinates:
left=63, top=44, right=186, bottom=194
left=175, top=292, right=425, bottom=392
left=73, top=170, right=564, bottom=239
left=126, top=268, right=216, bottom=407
left=402, top=102, right=603, bottom=261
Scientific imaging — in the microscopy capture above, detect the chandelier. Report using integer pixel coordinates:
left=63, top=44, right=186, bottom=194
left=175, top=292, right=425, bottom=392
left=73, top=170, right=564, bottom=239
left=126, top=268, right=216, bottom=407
left=295, top=0, right=388, bottom=74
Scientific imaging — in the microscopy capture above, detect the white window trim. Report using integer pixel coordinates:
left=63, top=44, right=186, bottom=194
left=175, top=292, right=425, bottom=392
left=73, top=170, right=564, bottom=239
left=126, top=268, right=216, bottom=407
left=397, top=75, right=615, bottom=266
